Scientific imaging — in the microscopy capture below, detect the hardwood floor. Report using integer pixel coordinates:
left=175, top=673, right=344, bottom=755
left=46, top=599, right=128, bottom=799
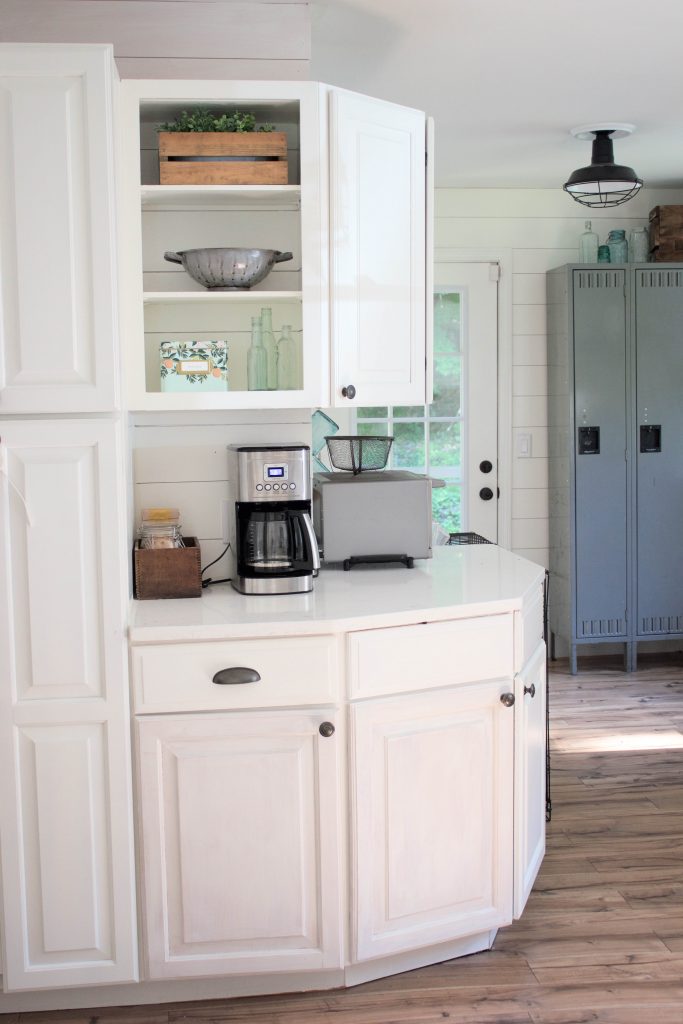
left=15, top=659, right=683, bottom=1024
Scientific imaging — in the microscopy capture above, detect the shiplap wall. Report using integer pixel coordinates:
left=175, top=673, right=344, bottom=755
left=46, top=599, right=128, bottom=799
left=0, top=0, right=310, bottom=79
left=435, top=186, right=683, bottom=568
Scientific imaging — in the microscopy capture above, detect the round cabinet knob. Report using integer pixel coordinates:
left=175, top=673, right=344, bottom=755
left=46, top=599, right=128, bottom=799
left=479, top=487, right=494, bottom=501
left=319, top=721, right=335, bottom=738
left=500, top=692, right=515, bottom=707
left=341, top=384, right=356, bottom=400
left=479, top=460, right=493, bottom=474
left=524, top=683, right=536, bottom=698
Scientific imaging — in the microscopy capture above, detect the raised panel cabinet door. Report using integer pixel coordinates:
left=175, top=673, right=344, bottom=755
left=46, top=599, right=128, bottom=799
left=0, top=419, right=137, bottom=990
left=0, top=44, right=119, bottom=413
left=351, top=681, right=514, bottom=962
left=329, top=88, right=426, bottom=407
left=137, top=710, right=342, bottom=979
left=513, top=641, right=546, bottom=918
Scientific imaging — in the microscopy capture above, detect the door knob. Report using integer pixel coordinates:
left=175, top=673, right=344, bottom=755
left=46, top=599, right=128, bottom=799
left=524, top=683, right=536, bottom=698
left=500, top=692, right=515, bottom=707
left=479, top=460, right=493, bottom=473
left=341, top=384, right=356, bottom=399
left=479, top=487, right=494, bottom=501
left=319, top=721, right=335, bottom=737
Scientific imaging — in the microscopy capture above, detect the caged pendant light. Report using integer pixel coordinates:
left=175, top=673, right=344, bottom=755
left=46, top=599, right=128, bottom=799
left=563, top=123, right=643, bottom=208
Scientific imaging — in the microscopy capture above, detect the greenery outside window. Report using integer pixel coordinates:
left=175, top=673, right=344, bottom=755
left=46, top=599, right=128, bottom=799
left=355, top=291, right=463, bottom=533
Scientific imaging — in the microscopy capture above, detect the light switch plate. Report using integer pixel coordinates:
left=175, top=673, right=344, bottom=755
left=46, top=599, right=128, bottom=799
left=517, top=432, right=532, bottom=458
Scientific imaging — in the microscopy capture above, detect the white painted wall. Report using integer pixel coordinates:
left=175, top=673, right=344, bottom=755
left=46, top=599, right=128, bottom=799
left=0, top=0, right=310, bottom=79
left=435, top=187, right=683, bottom=567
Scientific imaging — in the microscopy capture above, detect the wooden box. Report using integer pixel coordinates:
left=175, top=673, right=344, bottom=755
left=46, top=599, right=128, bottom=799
left=649, top=205, right=683, bottom=261
left=133, top=537, right=202, bottom=599
left=158, top=131, right=288, bottom=185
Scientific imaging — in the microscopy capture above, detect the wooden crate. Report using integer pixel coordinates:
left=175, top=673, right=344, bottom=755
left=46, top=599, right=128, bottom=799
left=133, top=537, right=202, bottom=599
left=649, top=205, right=683, bottom=261
left=158, top=131, right=288, bottom=185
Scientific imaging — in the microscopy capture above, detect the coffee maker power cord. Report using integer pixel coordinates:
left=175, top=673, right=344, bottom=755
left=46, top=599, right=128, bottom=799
left=201, top=542, right=231, bottom=588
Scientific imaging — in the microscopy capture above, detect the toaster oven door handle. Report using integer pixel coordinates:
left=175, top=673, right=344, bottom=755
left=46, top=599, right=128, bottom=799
left=300, top=511, right=321, bottom=575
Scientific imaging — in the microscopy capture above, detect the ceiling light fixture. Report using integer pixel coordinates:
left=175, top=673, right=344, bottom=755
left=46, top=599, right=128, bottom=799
left=564, top=123, right=643, bottom=208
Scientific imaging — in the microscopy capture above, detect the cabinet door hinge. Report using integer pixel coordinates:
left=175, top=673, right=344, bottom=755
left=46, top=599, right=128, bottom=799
left=489, top=262, right=501, bottom=283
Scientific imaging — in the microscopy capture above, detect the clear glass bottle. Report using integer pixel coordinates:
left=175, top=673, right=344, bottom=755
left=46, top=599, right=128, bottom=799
left=579, top=220, right=599, bottom=263
left=247, top=316, right=267, bottom=391
left=260, top=306, right=277, bottom=390
left=607, top=228, right=628, bottom=263
left=629, top=227, right=649, bottom=262
left=276, top=324, right=297, bottom=390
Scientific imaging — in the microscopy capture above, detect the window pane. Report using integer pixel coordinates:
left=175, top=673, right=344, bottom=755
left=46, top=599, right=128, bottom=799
left=430, top=352, right=461, bottom=418
left=431, top=484, right=461, bottom=533
left=392, top=421, right=425, bottom=472
left=393, top=405, right=424, bottom=419
left=429, top=422, right=461, bottom=477
left=434, top=292, right=461, bottom=355
left=356, top=421, right=389, bottom=436
left=356, top=406, right=388, bottom=418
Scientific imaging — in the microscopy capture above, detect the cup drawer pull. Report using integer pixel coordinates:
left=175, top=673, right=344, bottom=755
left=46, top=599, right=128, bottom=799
left=212, top=667, right=261, bottom=685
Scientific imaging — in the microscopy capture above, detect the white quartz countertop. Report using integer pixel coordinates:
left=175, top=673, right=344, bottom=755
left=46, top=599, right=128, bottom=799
left=128, top=546, right=545, bottom=644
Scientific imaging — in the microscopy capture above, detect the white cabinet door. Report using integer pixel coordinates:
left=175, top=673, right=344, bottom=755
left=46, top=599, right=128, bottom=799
left=514, top=641, right=547, bottom=917
left=330, top=88, right=426, bottom=407
left=351, top=681, right=514, bottom=962
left=0, top=44, right=119, bottom=414
left=137, top=710, right=342, bottom=979
left=0, top=420, right=137, bottom=990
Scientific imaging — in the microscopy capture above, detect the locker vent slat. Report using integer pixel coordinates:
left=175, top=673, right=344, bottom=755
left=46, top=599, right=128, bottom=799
left=580, top=618, right=626, bottom=638
left=637, top=270, right=683, bottom=289
left=576, top=271, right=621, bottom=290
left=640, top=615, right=683, bottom=634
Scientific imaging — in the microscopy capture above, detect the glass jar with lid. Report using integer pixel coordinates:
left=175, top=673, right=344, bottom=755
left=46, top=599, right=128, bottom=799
left=606, top=229, right=628, bottom=263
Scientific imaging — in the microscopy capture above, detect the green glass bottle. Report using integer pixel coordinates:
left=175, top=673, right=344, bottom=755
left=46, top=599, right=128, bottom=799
left=247, top=316, right=267, bottom=390
left=276, top=324, right=297, bottom=390
left=260, top=306, right=277, bottom=390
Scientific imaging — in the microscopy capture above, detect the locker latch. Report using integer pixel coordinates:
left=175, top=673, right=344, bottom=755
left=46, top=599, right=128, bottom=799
left=578, top=426, right=600, bottom=455
left=640, top=424, right=662, bottom=453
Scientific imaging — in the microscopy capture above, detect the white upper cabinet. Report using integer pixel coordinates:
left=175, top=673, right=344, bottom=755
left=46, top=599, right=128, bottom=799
left=330, top=89, right=427, bottom=408
left=118, top=79, right=429, bottom=411
left=0, top=45, right=120, bottom=414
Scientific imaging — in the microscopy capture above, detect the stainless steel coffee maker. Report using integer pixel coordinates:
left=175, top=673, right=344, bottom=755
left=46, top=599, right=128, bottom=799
left=228, top=445, right=320, bottom=594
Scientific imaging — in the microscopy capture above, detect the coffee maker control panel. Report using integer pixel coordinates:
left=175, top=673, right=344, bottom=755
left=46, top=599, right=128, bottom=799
left=231, top=445, right=311, bottom=502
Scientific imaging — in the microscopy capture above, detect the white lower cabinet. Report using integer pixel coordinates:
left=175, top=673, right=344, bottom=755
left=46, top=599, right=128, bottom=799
left=351, top=681, right=515, bottom=961
left=514, top=641, right=547, bottom=917
left=136, top=709, right=343, bottom=979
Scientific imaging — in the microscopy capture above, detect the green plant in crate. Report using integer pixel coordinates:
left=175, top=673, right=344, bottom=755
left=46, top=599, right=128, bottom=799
left=158, top=108, right=274, bottom=133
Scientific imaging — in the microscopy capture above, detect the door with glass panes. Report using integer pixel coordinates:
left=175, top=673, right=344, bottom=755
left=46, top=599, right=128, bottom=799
left=355, top=261, right=498, bottom=542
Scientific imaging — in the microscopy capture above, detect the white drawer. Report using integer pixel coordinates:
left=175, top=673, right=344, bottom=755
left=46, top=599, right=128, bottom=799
left=131, top=634, right=340, bottom=713
left=515, top=583, right=545, bottom=673
left=347, top=614, right=514, bottom=699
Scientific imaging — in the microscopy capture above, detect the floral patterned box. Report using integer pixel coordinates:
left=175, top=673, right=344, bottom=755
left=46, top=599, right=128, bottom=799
left=160, top=341, right=228, bottom=393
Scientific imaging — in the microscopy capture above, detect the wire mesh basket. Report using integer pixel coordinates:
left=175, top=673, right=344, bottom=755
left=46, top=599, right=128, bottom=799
left=325, top=435, right=393, bottom=474
left=447, top=532, right=493, bottom=545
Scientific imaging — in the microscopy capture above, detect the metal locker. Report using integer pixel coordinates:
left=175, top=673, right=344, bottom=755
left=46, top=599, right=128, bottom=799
left=572, top=269, right=628, bottom=645
left=547, top=262, right=683, bottom=673
left=634, top=268, right=683, bottom=637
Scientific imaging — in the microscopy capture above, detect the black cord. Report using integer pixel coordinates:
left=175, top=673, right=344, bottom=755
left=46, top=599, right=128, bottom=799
left=200, top=542, right=232, bottom=588
left=201, top=542, right=230, bottom=577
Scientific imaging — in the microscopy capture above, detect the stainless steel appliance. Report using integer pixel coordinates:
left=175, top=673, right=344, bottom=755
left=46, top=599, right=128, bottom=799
left=228, top=445, right=319, bottom=594
left=313, top=470, right=433, bottom=566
